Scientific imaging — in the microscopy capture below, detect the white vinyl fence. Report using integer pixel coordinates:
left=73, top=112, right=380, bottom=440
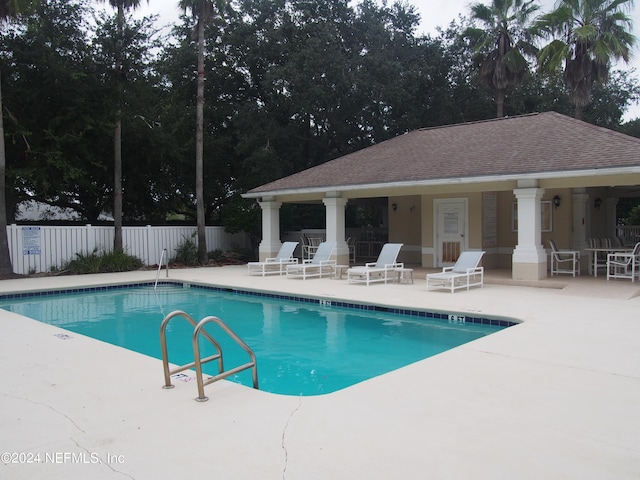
left=6, top=224, right=251, bottom=275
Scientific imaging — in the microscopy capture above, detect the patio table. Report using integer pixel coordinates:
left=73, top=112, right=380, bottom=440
left=584, top=247, right=631, bottom=276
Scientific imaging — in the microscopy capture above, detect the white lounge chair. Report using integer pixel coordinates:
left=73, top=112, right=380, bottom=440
left=286, top=242, right=336, bottom=279
left=426, top=251, right=485, bottom=293
left=347, top=243, right=404, bottom=285
left=607, top=242, right=640, bottom=282
left=549, top=239, right=580, bottom=277
left=247, top=242, right=299, bottom=276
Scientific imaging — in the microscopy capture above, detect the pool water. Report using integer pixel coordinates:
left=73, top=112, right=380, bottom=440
left=0, top=284, right=508, bottom=396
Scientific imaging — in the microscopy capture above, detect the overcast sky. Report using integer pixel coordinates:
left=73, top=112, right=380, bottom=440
left=124, top=0, right=640, bottom=121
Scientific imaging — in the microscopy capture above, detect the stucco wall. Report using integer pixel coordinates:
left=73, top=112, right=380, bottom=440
left=540, top=189, right=573, bottom=251
left=386, top=187, right=607, bottom=271
left=388, top=195, right=422, bottom=265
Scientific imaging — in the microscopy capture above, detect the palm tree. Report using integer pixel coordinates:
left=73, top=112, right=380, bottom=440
left=465, top=0, right=540, bottom=118
left=0, top=0, right=39, bottom=277
left=179, top=0, right=225, bottom=264
left=101, top=0, right=148, bottom=253
left=536, top=0, right=636, bottom=120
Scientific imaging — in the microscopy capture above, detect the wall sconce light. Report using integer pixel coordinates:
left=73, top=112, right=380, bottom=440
left=552, top=195, right=561, bottom=209
left=391, top=203, right=397, bottom=212
left=595, top=197, right=602, bottom=210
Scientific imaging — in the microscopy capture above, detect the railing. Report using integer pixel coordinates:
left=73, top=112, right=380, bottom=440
left=160, top=311, right=224, bottom=393
left=192, top=316, right=258, bottom=402
left=616, top=225, right=640, bottom=246
left=160, top=310, right=258, bottom=402
left=154, top=248, right=168, bottom=290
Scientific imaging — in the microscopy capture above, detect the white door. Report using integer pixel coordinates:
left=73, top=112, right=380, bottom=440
left=435, top=199, right=468, bottom=267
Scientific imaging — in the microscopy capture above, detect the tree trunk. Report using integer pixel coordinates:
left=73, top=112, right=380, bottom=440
left=114, top=112, right=123, bottom=252
left=574, top=104, right=583, bottom=121
left=113, top=3, right=124, bottom=253
left=195, top=18, right=207, bottom=264
left=0, top=74, right=15, bottom=277
left=496, top=88, right=505, bottom=118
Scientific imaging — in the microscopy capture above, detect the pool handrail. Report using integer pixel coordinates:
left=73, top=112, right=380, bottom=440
left=160, top=310, right=224, bottom=390
left=160, top=310, right=259, bottom=402
left=192, top=316, right=259, bottom=402
left=154, top=248, right=169, bottom=290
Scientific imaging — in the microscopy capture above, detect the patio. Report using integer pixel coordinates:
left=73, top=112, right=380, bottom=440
left=1, top=265, right=639, bottom=479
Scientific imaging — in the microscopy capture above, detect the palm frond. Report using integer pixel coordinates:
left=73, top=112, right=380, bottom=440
left=538, top=39, right=570, bottom=72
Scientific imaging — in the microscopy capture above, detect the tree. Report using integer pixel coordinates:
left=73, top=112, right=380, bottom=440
left=536, top=0, right=636, bottom=120
left=179, top=0, right=227, bottom=264
left=0, top=0, right=39, bottom=277
left=3, top=0, right=112, bottom=221
left=464, top=0, right=539, bottom=117
left=100, top=0, right=148, bottom=252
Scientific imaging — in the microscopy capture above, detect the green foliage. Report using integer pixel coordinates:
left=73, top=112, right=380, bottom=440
left=0, top=0, right=638, bottom=233
left=207, top=249, right=225, bottom=262
left=534, top=0, right=636, bottom=119
left=227, top=245, right=252, bottom=262
left=616, top=198, right=640, bottom=225
left=623, top=204, right=640, bottom=225
left=170, top=234, right=199, bottom=266
left=618, top=119, right=640, bottom=138
left=281, top=204, right=326, bottom=231
left=207, top=246, right=250, bottom=263
left=62, top=248, right=143, bottom=274
left=464, top=0, right=540, bottom=117
left=220, top=194, right=261, bottom=254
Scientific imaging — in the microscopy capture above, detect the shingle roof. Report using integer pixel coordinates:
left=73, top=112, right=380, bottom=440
left=246, top=111, right=640, bottom=196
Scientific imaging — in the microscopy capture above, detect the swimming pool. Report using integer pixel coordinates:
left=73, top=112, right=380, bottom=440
left=0, top=282, right=515, bottom=396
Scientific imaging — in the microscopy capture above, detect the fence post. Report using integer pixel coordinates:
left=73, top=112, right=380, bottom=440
left=146, top=225, right=152, bottom=266
left=85, top=224, right=95, bottom=254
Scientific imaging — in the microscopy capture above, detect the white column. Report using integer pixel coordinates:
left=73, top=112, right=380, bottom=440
left=512, top=187, right=547, bottom=280
left=257, top=198, right=282, bottom=261
left=322, top=195, right=349, bottom=265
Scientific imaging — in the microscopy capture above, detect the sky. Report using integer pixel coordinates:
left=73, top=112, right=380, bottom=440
left=125, top=0, right=640, bottom=121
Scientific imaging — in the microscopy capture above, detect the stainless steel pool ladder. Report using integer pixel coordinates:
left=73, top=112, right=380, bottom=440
left=160, top=310, right=259, bottom=402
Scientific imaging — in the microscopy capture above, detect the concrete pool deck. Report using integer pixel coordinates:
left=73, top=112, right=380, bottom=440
left=1, top=266, right=639, bottom=479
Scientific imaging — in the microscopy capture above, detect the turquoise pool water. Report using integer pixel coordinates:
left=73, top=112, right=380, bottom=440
left=0, top=283, right=511, bottom=396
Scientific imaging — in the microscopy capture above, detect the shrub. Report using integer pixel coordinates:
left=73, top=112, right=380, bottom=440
left=62, top=248, right=143, bottom=274
left=229, top=244, right=252, bottom=262
left=207, top=246, right=251, bottom=264
left=171, top=234, right=199, bottom=266
left=208, top=249, right=226, bottom=262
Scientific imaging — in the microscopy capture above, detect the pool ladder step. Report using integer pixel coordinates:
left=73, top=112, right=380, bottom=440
left=160, top=310, right=258, bottom=402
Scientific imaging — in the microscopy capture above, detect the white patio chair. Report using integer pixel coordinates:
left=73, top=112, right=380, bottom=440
left=346, top=236, right=356, bottom=264
left=588, top=238, right=608, bottom=275
left=426, top=251, right=485, bottom=293
left=347, top=243, right=403, bottom=285
left=286, top=242, right=336, bottom=279
left=549, top=239, right=580, bottom=277
left=302, top=236, right=323, bottom=261
left=607, top=242, right=640, bottom=282
left=247, top=241, right=299, bottom=276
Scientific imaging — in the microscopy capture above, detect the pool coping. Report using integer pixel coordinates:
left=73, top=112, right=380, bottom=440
left=0, top=279, right=520, bottom=329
